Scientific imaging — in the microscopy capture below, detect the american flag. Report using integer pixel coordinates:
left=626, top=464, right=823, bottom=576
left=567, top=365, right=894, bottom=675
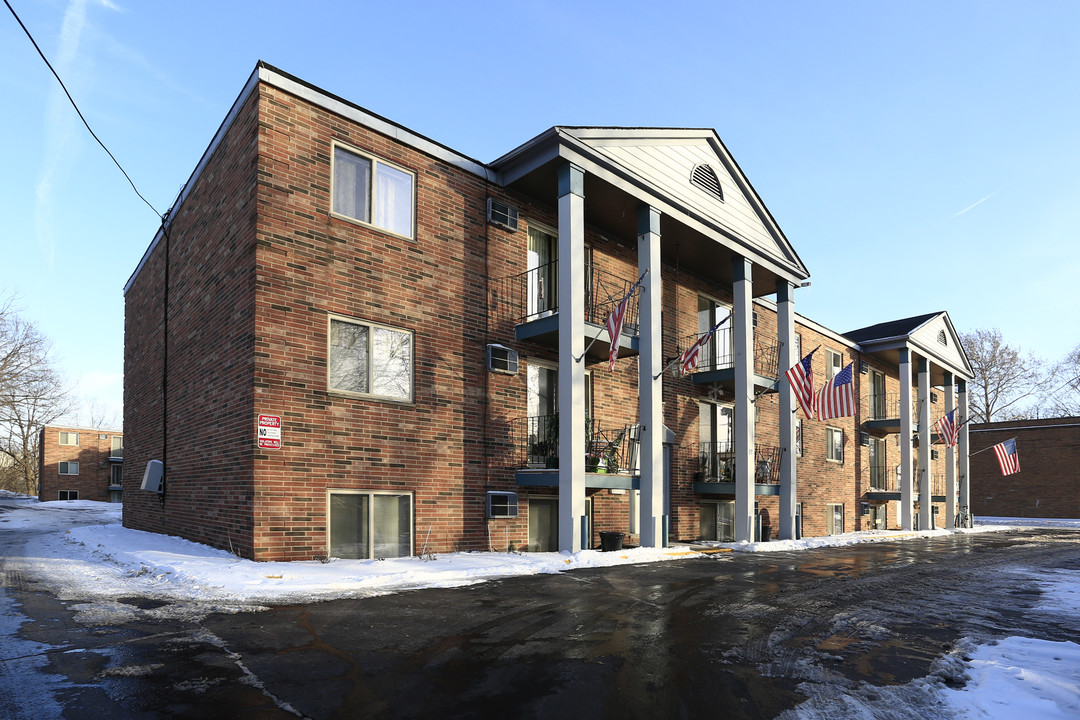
left=785, top=349, right=817, bottom=419
left=605, top=277, right=644, bottom=371
left=993, top=438, right=1020, bottom=476
left=679, top=316, right=728, bottom=375
left=816, top=362, right=855, bottom=420
left=937, top=409, right=959, bottom=448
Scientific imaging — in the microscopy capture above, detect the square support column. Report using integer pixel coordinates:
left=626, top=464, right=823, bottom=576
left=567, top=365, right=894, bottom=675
left=899, top=348, right=914, bottom=530
left=557, top=162, right=586, bottom=553
left=917, top=358, right=932, bottom=531
left=777, top=280, right=797, bottom=540
left=944, top=371, right=956, bottom=527
left=637, top=205, right=664, bottom=547
left=733, top=257, right=755, bottom=543
left=958, top=378, right=971, bottom=513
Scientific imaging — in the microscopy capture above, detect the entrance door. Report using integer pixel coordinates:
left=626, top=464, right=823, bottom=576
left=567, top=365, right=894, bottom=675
left=528, top=498, right=559, bottom=552
left=700, top=501, right=735, bottom=541
left=870, top=504, right=887, bottom=530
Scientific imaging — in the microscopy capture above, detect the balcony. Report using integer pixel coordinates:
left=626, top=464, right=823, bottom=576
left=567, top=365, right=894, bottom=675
left=675, top=330, right=780, bottom=394
left=510, top=414, right=641, bottom=489
left=867, top=470, right=949, bottom=502
left=684, top=442, right=784, bottom=495
left=491, top=262, right=641, bottom=361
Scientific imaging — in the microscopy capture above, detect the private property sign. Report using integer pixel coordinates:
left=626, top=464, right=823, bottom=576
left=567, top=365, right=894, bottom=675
left=258, top=414, right=282, bottom=449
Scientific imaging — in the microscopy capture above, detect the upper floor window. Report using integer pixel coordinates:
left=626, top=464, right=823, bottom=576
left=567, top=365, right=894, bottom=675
left=826, top=427, right=844, bottom=463
left=332, top=144, right=415, bottom=239
left=328, top=315, right=413, bottom=402
left=111, top=436, right=123, bottom=452
left=58, top=431, right=79, bottom=446
left=826, top=349, right=843, bottom=379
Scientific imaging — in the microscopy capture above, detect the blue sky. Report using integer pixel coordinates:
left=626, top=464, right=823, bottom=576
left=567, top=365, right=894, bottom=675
left=2, top=0, right=1078, bottom=426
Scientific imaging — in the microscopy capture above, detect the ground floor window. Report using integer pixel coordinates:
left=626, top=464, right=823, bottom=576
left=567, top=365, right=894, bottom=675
left=58, top=490, right=78, bottom=500
left=328, top=491, right=413, bottom=559
left=700, top=500, right=735, bottom=542
left=827, top=503, right=844, bottom=534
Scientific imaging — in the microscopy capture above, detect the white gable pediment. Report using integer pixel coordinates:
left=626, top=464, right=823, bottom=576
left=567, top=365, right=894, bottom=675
left=909, top=313, right=973, bottom=380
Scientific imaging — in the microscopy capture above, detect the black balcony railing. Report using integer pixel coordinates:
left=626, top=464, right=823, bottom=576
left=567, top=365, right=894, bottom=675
left=863, top=393, right=922, bottom=422
left=510, top=414, right=640, bottom=473
left=491, top=261, right=641, bottom=333
left=869, top=462, right=893, bottom=491
left=684, top=442, right=784, bottom=485
left=675, top=330, right=780, bottom=378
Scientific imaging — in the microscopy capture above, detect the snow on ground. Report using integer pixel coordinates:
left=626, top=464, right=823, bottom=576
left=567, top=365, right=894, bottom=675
left=3, top=492, right=1079, bottom=718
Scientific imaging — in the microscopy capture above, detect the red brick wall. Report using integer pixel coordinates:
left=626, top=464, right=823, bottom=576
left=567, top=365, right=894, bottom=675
left=38, top=426, right=122, bottom=502
left=970, top=417, right=1080, bottom=518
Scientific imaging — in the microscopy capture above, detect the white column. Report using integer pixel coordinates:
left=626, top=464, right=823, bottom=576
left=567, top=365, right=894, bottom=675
left=899, top=348, right=914, bottom=530
left=557, top=162, right=586, bottom=553
left=958, top=378, right=971, bottom=514
left=917, top=357, right=932, bottom=531
left=637, top=206, right=664, bottom=547
left=777, top=280, right=797, bottom=540
left=733, top=257, right=755, bottom=542
left=944, top=371, right=957, bottom=527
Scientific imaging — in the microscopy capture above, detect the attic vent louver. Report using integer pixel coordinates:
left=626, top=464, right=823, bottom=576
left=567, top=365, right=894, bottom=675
left=937, top=329, right=947, bottom=346
left=487, top=198, right=519, bottom=231
left=690, top=164, right=724, bottom=202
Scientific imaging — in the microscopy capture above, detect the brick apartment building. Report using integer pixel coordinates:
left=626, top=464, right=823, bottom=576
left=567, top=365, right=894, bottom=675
left=969, top=417, right=1080, bottom=519
left=123, top=63, right=974, bottom=561
left=38, top=426, right=123, bottom=502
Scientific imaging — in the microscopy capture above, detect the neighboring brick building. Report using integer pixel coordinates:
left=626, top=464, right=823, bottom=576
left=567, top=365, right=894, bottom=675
left=123, top=63, right=973, bottom=561
left=38, top=426, right=123, bottom=502
left=970, top=417, right=1080, bottom=519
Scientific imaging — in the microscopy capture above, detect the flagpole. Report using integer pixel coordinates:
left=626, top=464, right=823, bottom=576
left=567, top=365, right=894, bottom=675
left=788, top=344, right=821, bottom=415
left=657, top=313, right=730, bottom=380
left=575, top=269, right=648, bottom=364
left=968, top=437, right=1017, bottom=458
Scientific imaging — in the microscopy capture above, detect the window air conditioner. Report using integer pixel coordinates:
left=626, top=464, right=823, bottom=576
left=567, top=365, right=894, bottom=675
left=487, top=198, right=519, bottom=232
left=486, top=344, right=519, bottom=375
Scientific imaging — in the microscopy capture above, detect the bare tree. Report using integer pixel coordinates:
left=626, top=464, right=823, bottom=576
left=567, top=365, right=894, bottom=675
left=0, top=297, right=70, bottom=495
left=1043, top=343, right=1080, bottom=416
left=959, top=328, right=1049, bottom=422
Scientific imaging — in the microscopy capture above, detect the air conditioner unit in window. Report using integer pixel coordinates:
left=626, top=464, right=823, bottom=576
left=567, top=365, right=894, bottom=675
left=931, top=449, right=939, bottom=460
left=486, top=198, right=519, bottom=232
left=487, top=491, right=519, bottom=518
left=859, top=359, right=869, bottom=374
left=486, top=344, right=519, bottom=375
left=860, top=432, right=870, bottom=446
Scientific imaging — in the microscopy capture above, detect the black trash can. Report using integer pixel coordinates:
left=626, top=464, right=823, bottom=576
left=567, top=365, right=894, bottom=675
left=599, top=531, right=625, bottom=552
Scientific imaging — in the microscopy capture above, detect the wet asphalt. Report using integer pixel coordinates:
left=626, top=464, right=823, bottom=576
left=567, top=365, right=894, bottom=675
left=3, top=520, right=1079, bottom=720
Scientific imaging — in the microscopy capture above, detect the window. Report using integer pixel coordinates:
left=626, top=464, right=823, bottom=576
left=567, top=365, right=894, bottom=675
left=111, top=436, right=123, bottom=452
left=58, top=432, right=79, bottom=446
left=58, top=490, right=79, bottom=501
left=869, top=436, right=888, bottom=490
left=826, top=427, right=843, bottom=463
left=328, top=491, right=413, bottom=559
left=827, top=503, right=844, bottom=535
left=698, top=296, right=732, bottom=370
left=826, top=349, right=843, bottom=379
left=332, top=144, right=415, bottom=238
left=110, top=465, right=123, bottom=486
left=328, top=316, right=413, bottom=402
left=58, top=461, right=79, bottom=475
left=795, top=419, right=803, bottom=457
left=527, top=226, right=557, bottom=318
left=487, top=491, right=519, bottom=518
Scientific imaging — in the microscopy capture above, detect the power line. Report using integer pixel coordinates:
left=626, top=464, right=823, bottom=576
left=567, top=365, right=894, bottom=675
left=3, top=0, right=162, bottom=220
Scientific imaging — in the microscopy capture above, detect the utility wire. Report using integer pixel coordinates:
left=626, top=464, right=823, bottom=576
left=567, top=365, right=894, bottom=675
left=4, top=0, right=162, bottom=220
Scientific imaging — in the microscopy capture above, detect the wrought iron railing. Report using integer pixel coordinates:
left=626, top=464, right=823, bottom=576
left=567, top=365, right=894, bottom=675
left=510, top=414, right=639, bottom=473
left=491, top=261, right=641, bottom=333
left=868, top=462, right=893, bottom=491
left=684, top=442, right=784, bottom=484
left=675, top=330, right=780, bottom=378
left=863, top=393, right=924, bottom=422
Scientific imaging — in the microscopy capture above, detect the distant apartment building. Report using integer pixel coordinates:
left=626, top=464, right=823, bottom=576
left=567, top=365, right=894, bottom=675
left=38, top=426, right=123, bottom=502
left=122, top=63, right=974, bottom=561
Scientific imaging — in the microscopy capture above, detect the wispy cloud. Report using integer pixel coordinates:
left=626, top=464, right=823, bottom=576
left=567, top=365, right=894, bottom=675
left=951, top=189, right=1003, bottom=219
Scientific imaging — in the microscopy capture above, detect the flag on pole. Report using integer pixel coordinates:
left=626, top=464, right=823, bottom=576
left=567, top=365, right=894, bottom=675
left=605, top=276, right=644, bottom=371
left=937, top=409, right=959, bottom=448
left=992, top=438, right=1020, bottom=476
left=785, top=348, right=817, bottom=419
left=816, top=362, right=855, bottom=420
left=679, top=316, right=728, bottom=375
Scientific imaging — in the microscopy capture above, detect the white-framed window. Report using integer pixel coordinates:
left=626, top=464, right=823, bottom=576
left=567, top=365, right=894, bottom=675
left=826, top=427, right=844, bottom=463
left=58, top=431, right=79, bottom=446
left=795, top=418, right=803, bottom=457
left=58, top=490, right=79, bottom=501
left=328, top=490, right=413, bottom=559
left=111, top=436, right=123, bottom=452
left=328, top=315, right=413, bottom=402
left=827, top=503, right=844, bottom=535
left=58, top=461, right=79, bottom=475
left=331, top=143, right=415, bottom=239
left=826, top=348, right=843, bottom=379
left=486, top=491, right=519, bottom=518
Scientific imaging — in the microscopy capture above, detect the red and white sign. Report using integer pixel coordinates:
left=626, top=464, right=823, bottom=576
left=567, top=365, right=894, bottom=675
left=258, top=414, right=282, bottom=449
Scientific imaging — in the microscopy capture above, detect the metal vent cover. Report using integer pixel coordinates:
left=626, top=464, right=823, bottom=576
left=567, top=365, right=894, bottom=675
left=690, top=164, right=724, bottom=202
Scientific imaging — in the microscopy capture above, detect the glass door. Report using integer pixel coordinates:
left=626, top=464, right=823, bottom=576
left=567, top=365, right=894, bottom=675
left=698, top=296, right=732, bottom=371
left=528, top=497, right=559, bottom=551
left=527, top=227, right=557, bottom=319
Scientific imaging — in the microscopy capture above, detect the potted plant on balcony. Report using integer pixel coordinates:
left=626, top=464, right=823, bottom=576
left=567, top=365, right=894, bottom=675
left=602, top=428, right=626, bottom=474
left=543, top=415, right=559, bottom=468
left=694, top=451, right=708, bottom=481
